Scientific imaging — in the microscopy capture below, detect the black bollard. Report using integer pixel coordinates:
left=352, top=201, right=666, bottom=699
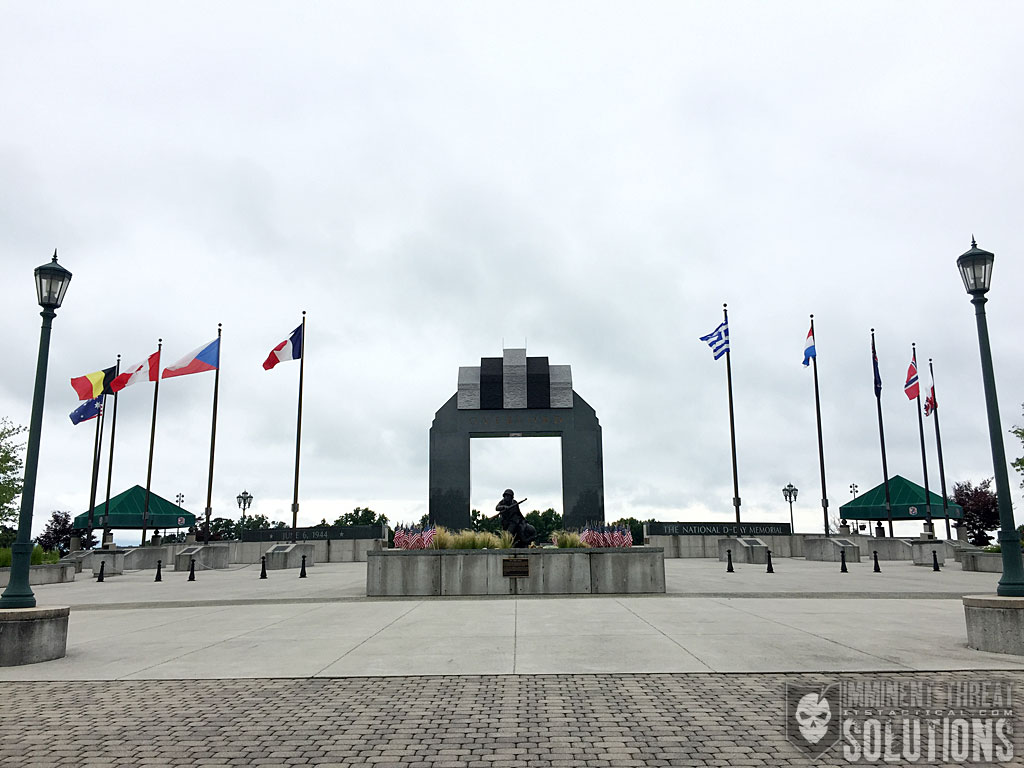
left=932, top=550, right=941, bottom=571
left=873, top=551, right=881, bottom=573
left=766, top=550, right=774, bottom=574
left=155, top=559, right=162, bottom=582
left=726, top=549, right=734, bottom=573
left=260, top=556, right=268, bottom=579
left=299, top=554, right=307, bottom=578
left=840, top=550, right=848, bottom=573
left=188, top=558, right=196, bottom=581
left=96, top=560, right=105, bottom=583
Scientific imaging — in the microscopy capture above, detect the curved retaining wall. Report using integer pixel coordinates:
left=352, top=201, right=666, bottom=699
left=367, top=547, right=665, bottom=597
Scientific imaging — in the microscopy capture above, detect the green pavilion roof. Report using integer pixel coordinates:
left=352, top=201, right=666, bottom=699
left=73, top=485, right=197, bottom=530
left=838, top=475, right=963, bottom=521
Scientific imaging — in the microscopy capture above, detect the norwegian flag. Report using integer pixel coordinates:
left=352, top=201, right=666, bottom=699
left=904, top=354, right=920, bottom=400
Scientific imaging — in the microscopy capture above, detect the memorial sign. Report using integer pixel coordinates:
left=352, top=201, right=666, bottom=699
left=241, top=525, right=383, bottom=542
left=645, top=522, right=792, bottom=537
left=502, top=558, right=530, bottom=578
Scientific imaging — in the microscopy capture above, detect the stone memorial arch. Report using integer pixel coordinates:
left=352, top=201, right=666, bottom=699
left=429, top=348, right=604, bottom=530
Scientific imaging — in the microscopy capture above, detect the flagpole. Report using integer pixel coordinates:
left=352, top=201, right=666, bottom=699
left=872, top=330, right=894, bottom=537
left=102, top=355, right=120, bottom=522
left=86, top=398, right=104, bottom=531
left=204, top=324, right=222, bottom=545
left=142, top=340, right=162, bottom=547
left=929, top=358, right=952, bottom=539
left=809, top=315, right=830, bottom=536
left=911, top=343, right=934, bottom=537
left=87, top=396, right=106, bottom=534
left=291, top=312, right=306, bottom=544
left=723, top=304, right=741, bottom=524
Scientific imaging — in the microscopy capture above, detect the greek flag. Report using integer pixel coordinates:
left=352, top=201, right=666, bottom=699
left=700, top=320, right=729, bottom=360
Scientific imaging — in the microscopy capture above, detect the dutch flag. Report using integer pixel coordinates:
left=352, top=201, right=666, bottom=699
left=802, top=325, right=816, bottom=367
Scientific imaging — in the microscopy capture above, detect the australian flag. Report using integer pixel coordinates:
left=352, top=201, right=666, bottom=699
left=70, top=396, right=102, bottom=425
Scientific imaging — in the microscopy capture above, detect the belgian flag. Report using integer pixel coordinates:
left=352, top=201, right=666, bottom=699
left=70, top=366, right=117, bottom=400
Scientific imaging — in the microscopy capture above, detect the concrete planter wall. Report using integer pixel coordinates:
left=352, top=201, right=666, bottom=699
left=961, top=551, right=1004, bottom=573
left=264, top=543, right=314, bottom=570
left=366, top=547, right=665, bottom=597
left=0, top=563, right=76, bottom=588
left=804, top=537, right=861, bottom=563
left=174, top=544, right=230, bottom=571
left=912, top=540, right=944, bottom=567
left=647, top=534, right=801, bottom=558
left=227, top=538, right=383, bottom=564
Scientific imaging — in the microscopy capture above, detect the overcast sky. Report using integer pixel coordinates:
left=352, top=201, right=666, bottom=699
left=2, top=2, right=1023, bottom=540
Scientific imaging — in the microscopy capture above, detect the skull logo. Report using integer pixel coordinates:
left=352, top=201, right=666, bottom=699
left=795, top=691, right=831, bottom=744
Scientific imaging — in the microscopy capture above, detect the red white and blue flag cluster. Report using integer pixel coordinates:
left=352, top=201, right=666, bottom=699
left=394, top=526, right=436, bottom=550
left=577, top=525, right=633, bottom=548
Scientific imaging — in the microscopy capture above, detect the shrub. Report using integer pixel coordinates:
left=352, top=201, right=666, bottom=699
left=497, top=530, right=516, bottom=549
left=551, top=530, right=586, bottom=548
left=430, top=526, right=455, bottom=550
left=1, top=545, right=59, bottom=566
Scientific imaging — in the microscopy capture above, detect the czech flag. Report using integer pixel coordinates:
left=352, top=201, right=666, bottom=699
left=162, top=338, right=220, bottom=379
left=802, top=325, right=816, bottom=366
left=263, top=324, right=303, bottom=370
left=70, top=396, right=102, bottom=425
left=70, top=366, right=116, bottom=400
left=110, top=350, right=160, bottom=392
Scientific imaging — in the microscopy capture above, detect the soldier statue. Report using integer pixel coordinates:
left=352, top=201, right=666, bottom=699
left=495, top=489, right=537, bottom=548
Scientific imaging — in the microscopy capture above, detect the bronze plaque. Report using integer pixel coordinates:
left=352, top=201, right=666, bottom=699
left=502, top=558, right=529, bottom=578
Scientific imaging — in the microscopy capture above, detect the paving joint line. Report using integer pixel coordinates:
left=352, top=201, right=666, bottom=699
left=709, top=597, right=917, bottom=671
left=311, top=600, right=424, bottom=676
left=614, top=598, right=714, bottom=671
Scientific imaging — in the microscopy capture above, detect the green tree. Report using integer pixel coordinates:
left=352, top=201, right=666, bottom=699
left=34, top=511, right=95, bottom=553
left=525, top=509, right=562, bottom=543
left=1, top=417, right=27, bottom=526
left=953, top=479, right=999, bottom=546
left=333, top=507, right=388, bottom=527
left=1011, top=404, right=1023, bottom=491
left=470, top=509, right=501, bottom=534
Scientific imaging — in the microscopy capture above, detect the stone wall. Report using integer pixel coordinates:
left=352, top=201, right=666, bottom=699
left=367, top=547, right=665, bottom=597
left=0, top=563, right=76, bottom=588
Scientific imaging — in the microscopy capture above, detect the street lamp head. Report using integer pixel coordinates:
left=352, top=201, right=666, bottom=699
left=783, top=483, right=798, bottom=502
left=34, top=250, right=72, bottom=310
left=236, top=490, right=253, bottom=511
left=957, top=237, right=995, bottom=296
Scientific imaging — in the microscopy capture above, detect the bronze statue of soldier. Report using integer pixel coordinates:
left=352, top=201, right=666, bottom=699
left=494, top=489, right=537, bottom=548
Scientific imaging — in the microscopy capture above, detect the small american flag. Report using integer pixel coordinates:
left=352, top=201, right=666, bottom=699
left=394, top=527, right=407, bottom=549
left=422, top=527, right=436, bottom=548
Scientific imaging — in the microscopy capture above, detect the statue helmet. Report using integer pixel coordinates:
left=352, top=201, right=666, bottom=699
left=503, top=489, right=514, bottom=498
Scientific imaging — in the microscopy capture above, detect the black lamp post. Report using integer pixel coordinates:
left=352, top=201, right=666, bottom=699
left=0, top=251, right=72, bottom=609
left=957, top=238, right=1024, bottom=597
left=783, top=483, right=798, bottom=532
left=849, top=483, right=858, bottom=498
left=236, top=490, right=253, bottom=539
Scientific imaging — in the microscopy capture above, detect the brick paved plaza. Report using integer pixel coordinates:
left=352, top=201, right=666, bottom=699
left=5, top=672, right=1022, bottom=767
left=3, top=560, right=1022, bottom=766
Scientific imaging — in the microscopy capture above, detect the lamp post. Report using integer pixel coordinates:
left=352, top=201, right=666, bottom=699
left=236, top=490, right=253, bottom=540
left=957, top=238, right=1024, bottom=597
left=849, top=483, right=858, bottom=499
left=783, top=483, right=798, bottom=533
left=175, top=493, right=184, bottom=541
left=0, top=251, right=72, bottom=609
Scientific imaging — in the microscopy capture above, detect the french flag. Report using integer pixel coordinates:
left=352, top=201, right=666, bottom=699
left=802, top=325, right=816, bottom=366
left=263, top=324, right=303, bottom=370
left=162, top=338, right=220, bottom=379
